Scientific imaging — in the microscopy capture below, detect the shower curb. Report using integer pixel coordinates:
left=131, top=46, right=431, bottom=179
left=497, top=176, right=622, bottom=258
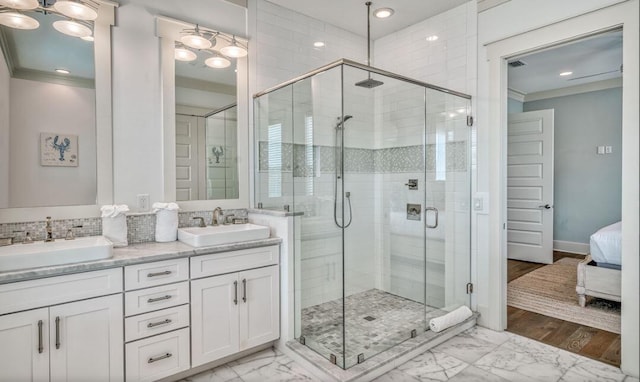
left=279, top=313, right=479, bottom=382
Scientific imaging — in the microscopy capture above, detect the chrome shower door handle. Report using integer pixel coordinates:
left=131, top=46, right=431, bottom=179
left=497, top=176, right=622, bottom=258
left=425, top=207, right=438, bottom=229
left=538, top=204, right=551, bottom=209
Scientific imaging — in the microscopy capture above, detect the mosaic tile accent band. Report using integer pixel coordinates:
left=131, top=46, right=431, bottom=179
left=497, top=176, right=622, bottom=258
left=258, top=142, right=467, bottom=175
left=0, top=209, right=247, bottom=245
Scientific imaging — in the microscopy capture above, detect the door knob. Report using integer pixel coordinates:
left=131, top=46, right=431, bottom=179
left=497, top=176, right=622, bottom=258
left=538, top=204, right=551, bottom=209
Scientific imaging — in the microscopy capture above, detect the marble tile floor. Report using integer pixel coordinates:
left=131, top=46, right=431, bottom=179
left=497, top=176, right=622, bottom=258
left=299, top=289, right=435, bottom=368
left=179, top=326, right=637, bottom=382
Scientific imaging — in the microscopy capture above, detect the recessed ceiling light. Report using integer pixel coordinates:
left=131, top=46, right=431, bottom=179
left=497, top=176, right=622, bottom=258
left=560, top=71, right=573, bottom=76
left=313, top=41, right=325, bottom=48
left=55, top=68, right=70, bottom=74
left=373, top=8, right=394, bottom=18
left=426, top=35, right=439, bottom=42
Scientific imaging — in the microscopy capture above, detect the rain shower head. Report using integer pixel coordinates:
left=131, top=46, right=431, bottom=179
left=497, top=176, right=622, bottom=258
left=355, top=78, right=384, bottom=88
left=356, top=2, right=384, bottom=89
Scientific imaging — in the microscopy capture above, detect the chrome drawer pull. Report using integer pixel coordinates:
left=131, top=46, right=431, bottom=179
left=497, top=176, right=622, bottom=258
left=147, top=295, right=172, bottom=303
left=147, top=270, right=172, bottom=278
left=233, top=281, right=238, bottom=305
left=147, top=319, right=172, bottom=328
left=37, top=320, right=44, bottom=354
left=242, top=279, right=247, bottom=303
left=148, top=353, right=172, bottom=363
left=55, top=316, right=61, bottom=349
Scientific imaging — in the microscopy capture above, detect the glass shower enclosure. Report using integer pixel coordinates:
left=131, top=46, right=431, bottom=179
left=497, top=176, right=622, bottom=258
left=254, top=60, right=472, bottom=369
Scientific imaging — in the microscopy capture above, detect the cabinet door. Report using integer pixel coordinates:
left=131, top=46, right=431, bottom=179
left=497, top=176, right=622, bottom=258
left=239, top=266, right=280, bottom=350
left=49, top=294, right=123, bottom=382
left=191, top=273, right=239, bottom=367
left=0, top=308, right=49, bottom=382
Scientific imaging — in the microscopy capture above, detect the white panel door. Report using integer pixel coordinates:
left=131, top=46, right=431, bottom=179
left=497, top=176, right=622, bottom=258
left=176, top=114, right=199, bottom=201
left=49, top=294, right=124, bottom=382
left=191, top=273, right=239, bottom=367
left=0, top=308, right=49, bottom=382
left=507, top=110, right=554, bottom=264
left=238, top=265, right=280, bottom=350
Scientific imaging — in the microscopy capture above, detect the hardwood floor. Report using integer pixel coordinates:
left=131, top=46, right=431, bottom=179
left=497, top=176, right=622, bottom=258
left=507, top=251, right=621, bottom=367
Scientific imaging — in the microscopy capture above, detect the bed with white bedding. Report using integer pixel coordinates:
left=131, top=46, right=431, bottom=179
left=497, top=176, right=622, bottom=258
left=576, top=222, right=622, bottom=307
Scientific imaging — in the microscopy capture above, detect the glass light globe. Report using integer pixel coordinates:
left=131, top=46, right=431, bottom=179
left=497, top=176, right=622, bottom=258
left=0, top=0, right=39, bottom=10
left=220, top=41, right=247, bottom=58
left=205, top=55, right=231, bottom=68
left=53, top=0, right=98, bottom=21
left=181, top=34, right=212, bottom=50
left=0, top=12, right=39, bottom=29
left=52, top=20, right=92, bottom=38
left=175, top=47, right=197, bottom=62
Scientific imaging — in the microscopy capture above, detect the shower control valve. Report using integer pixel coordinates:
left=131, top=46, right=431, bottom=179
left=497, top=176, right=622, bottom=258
left=405, top=179, right=418, bottom=190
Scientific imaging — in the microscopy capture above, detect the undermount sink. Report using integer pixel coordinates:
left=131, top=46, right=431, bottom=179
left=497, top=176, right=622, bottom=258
left=178, top=223, right=270, bottom=247
left=0, top=236, right=113, bottom=272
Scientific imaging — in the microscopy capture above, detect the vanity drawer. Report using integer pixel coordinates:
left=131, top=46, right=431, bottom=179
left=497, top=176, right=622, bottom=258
left=190, top=245, right=279, bottom=279
left=125, top=304, right=190, bottom=342
left=0, top=268, right=122, bottom=315
left=124, top=258, right=189, bottom=291
left=125, top=281, right=189, bottom=316
left=125, top=328, right=190, bottom=382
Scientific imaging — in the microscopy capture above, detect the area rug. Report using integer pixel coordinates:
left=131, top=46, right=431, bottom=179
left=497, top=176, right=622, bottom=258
left=507, top=257, right=620, bottom=334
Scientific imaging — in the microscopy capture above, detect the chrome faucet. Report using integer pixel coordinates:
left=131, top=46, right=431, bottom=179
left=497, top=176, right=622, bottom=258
left=192, top=217, right=206, bottom=227
left=45, top=216, right=54, bottom=242
left=212, top=207, right=223, bottom=226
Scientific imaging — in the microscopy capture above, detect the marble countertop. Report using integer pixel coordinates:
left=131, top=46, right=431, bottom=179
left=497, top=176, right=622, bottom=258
left=0, top=237, right=282, bottom=284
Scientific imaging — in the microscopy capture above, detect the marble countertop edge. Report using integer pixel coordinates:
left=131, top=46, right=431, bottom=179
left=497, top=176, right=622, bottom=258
left=0, top=237, right=282, bottom=284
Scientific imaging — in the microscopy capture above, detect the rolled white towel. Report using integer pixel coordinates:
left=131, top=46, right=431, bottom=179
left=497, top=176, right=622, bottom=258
left=101, top=205, right=129, bottom=247
left=429, top=305, right=473, bottom=333
left=153, top=202, right=180, bottom=242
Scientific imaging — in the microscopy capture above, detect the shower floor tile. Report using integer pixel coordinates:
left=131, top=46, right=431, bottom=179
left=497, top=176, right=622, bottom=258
left=301, top=289, right=436, bottom=367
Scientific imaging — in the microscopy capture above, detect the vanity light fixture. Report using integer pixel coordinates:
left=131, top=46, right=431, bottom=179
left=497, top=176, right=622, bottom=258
left=313, top=41, right=325, bottom=48
left=81, top=34, right=94, bottom=42
left=0, top=11, right=39, bottom=29
left=373, top=7, right=394, bottom=18
left=220, top=36, right=247, bottom=58
left=0, top=0, right=38, bottom=10
left=426, top=35, right=439, bottom=42
left=0, top=0, right=97, bottom=38
left=559, top=71, right=573, bottom=76
left=175, top=26, right=247, bottom=69
left=55, top=68, right=70, bottom=74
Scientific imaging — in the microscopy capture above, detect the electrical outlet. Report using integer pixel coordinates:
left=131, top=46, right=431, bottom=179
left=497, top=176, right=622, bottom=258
left=137, top=194, right=149, bottom=211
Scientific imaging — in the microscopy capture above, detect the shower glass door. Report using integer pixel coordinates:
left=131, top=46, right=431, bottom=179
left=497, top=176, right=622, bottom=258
left=341, top=65, right=428, bottom=368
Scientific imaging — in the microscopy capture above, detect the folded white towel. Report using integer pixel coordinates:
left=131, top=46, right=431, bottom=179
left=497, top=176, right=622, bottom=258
left=101, top=205, right=129, bottom=247
left=100, top=204, right=129, bottom=218
left=153, top=202, right=179, bottom=242
left=152, top=202, right=180, bottom=212
left=429, top=305, right=473, bottom=333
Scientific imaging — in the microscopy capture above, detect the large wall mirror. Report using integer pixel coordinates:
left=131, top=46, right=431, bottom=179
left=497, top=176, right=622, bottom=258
left=158, top=16, right=249, bottom=210
left=0, top=0, right=115, bottom=222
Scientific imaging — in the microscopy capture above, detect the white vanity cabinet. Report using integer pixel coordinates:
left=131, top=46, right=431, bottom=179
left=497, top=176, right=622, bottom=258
left=190, top=245, right=280, bottom=367
left=124, top=258, right=191, bottom=382
left=0, top=269, right=124, bottom=382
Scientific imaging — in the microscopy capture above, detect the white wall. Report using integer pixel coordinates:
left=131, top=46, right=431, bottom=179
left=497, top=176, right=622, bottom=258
left=476, top=0, right=638, bottom=376
left=0, top=53, right=9, bottom=208
left=8, top=78, right=96, bottom=207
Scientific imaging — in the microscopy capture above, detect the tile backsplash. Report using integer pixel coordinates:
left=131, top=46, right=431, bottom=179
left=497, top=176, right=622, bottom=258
left=0, top=208, right=247, bottom=245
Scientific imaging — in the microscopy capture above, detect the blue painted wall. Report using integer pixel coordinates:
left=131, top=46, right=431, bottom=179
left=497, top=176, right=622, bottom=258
left=524, top=87, right=622, bottom=244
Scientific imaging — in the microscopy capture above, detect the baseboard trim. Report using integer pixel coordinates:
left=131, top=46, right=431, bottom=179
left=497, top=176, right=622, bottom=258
left=554, top=240, right=589, bottom=255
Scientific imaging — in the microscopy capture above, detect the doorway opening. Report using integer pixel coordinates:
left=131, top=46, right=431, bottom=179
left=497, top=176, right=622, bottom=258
left=504, top=29, right=623, bottom=366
